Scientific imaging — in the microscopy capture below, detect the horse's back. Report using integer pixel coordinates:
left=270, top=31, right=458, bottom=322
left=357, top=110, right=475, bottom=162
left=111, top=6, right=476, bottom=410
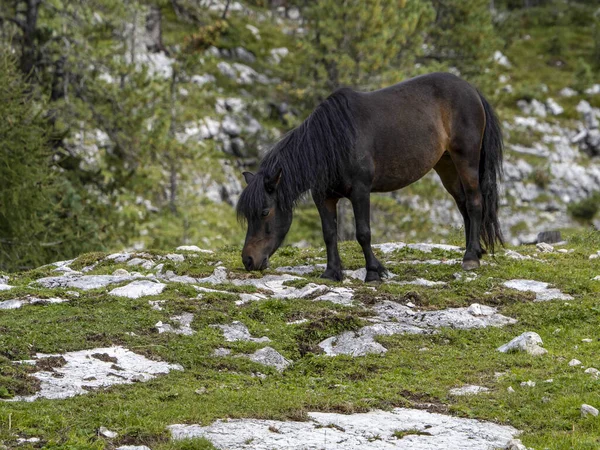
left=350, top=73, right=485, bottom=192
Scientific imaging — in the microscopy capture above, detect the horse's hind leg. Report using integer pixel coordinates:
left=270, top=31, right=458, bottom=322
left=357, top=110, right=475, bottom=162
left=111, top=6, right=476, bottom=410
left=349, top=185, right=386, bottom=282
left=433, top=154, right=470, bottom=249
left=314, top=195, right=343, bottom=281
left=449, top=140, right=485, bottom=271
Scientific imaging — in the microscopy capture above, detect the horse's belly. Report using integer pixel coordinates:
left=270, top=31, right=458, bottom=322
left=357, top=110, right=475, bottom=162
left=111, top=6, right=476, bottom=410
left=371, top=166, right=431, bottom=192
left=370, top=146, right=443, bottom=192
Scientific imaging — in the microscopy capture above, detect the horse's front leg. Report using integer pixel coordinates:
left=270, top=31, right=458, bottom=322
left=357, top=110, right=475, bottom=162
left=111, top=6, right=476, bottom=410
left=350, top=187, right=386, bottom=282
left=314, top=196, right=343, bottom=281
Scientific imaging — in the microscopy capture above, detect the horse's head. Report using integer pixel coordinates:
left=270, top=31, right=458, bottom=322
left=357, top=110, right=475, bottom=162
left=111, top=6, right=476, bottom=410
left=238, top=170, right=293, bottom=271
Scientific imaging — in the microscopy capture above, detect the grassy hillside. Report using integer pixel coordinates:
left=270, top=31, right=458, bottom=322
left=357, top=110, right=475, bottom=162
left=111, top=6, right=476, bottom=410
left=1, top=232, right=600, bottom=448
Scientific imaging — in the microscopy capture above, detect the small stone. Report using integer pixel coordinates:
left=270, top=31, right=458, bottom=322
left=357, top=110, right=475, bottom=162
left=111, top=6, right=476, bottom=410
left=213, top=347, right=231, bottom=357
left=449, top=385, right=490, bottom=396
left=497, top=332, right=547, bottom=356
left=568, top=359, right=582, bottom=367
left=520, top=380, right=536, bottom=387
left=581, top=404, right=599, bottom=417
left=195, top=387, right=208, bottom=395
left=99, top=427, right=118, bottom=439
left=112, top=269, right=130, bottom=276
left=247, top=347, right=291, bottom=372
left=116, top=446, right=152, bottom=450
left=536, top=242, right=554, bottom=253
left=507, top=386, right=515, bottom=393
left=584, top=367, right=600, bottom=379
left=582, top=338, right=593, bottom=343
left=505, top=438, right=527, bottom=450
left=176, top=245, right=213, bottom=253
left=542, top=396, right=551, bottom=403
left=544, top=379, right=553, bottom=383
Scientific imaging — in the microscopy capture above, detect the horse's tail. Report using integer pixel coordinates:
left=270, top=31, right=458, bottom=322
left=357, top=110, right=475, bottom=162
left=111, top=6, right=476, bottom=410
left=478, top=92, right=504, bottom=254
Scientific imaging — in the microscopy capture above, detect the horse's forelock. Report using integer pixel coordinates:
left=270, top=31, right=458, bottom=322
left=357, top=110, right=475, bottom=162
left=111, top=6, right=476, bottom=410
left=236, top=174, right=268, bottom=223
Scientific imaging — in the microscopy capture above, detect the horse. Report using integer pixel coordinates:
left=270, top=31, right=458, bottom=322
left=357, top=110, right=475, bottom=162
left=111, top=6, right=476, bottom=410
left=236, top=72, right=503, bottom=282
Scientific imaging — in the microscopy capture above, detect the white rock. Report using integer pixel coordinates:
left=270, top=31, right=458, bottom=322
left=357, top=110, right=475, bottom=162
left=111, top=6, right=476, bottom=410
left=448, top=385, right=490, bottom=396
left=497, top=332, right=547, bottom=356
left=546, top=98, right=564, bottom=115
left=582, top=338, right=593, bottom=343
left=36, top=274, right=143, bottom=290
left=116, top=446, right=152, bottom=450
left=245, top=24, right=260, bottom=39
left=217, top=61, right=236, bottom=79
left=520, top=380, right=536, bottom=387
left=373, top=242, right=407, bottom=253
left=99, top=427, right=118, bottom=438
left=568, top=358, right=582, bottom=367
left=506, top=438, right=528, bottom=450
left=585, top=84, right=600, bottom=95
left=113, top=268, right=130, bottom=276
left=503, top=279, right=573, bottom=301
left=213, top=348, right=231, bottom=357
left=156, top=313, right=195, bottom=335
left=176, top=245, right=213, bottom=253
left=507, top=386, right=515, bottom=393
left=581, top=404, right=599, bottom=417
left=407, top=243, right=462, bottom=253
left=168, top=407, right=519, bottom=449
left=197, top=267, right=228, bottom=285
left=0, top=299, right=24, bottom=309
left=493, top=50, right=511, bottom=67
left=148, top=300, right=165, bottom=311
left=0, top=283, right=14, bottom=291
left=127, top=258, right=148, bottom=267
left=314, top=287, right=354, bottom=305
left=109, top=280, right=166, bottom=299
left=275, top=264, right=324, bottom=275
left=395, top=278, right=446, bottom=287
left=269, top=47, right=289, bottom=65
left=106, top=252, right=132, bottom=262
left=584, top=367, right=599, bottom=379
left=536, top=242, right=554, bottom=252
left=247, top=347, right=291, bottom=372
left=10, top=346, right=182, bottom=401
left=213, top=321, right=270, bottom=343
left=559, top=87, right=578, bottom=97
left=321, top=302, right=515, bottom=357
left=164, top=253, right=184, bottom=262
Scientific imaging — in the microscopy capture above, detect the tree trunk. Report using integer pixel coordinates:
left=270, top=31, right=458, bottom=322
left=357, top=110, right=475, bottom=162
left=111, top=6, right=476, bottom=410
left=20, top=0, right=41, bottom=78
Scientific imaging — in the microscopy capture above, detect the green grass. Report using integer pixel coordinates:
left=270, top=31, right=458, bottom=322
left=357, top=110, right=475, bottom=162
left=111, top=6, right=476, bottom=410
left=2, top=232, right=600, bottom=448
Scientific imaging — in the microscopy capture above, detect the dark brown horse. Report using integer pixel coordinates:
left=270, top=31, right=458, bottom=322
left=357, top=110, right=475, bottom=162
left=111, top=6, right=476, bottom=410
left=237, top=72, right=503, bottom=282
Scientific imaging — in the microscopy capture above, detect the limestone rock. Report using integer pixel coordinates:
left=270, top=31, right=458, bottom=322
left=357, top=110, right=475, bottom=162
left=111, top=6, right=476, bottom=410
left=213, top=321, right=270, bottom=343
left=168, top=407, right=519, bottom=449
left=247, top=347, right=291, bottom=372
left=581, top=404, right=599, bottom=417
left=109, top=280, right=166, bottom=299
left=497, top=332, right=547, bottom=356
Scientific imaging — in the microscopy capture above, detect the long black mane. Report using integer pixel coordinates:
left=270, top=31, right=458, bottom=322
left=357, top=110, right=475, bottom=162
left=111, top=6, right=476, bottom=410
left=237, top=89, right=357, bottom=221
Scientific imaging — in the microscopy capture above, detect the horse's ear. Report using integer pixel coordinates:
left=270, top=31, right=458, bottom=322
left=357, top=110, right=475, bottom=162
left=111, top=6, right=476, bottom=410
left=242, top=172, right=255, bottom=185
left=264, top=168, right=282, bottom=193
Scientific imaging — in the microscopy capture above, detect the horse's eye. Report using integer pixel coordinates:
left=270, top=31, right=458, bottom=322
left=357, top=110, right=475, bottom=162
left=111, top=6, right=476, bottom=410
left=261, top=209, right=270, bottom=217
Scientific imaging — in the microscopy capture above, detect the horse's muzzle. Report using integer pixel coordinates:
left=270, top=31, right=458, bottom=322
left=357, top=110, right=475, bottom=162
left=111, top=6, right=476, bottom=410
left=243, top=255, right=269, bottom=271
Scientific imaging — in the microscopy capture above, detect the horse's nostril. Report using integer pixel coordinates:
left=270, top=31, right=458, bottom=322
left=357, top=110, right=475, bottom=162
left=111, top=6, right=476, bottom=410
left=260, top=258, right=268, bottom=270
left=243, top=256, right=253, bottom=270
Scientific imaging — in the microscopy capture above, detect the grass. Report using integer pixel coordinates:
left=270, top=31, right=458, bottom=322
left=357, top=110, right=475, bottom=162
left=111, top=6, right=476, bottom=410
left=1, top=232, right=600, bottom=448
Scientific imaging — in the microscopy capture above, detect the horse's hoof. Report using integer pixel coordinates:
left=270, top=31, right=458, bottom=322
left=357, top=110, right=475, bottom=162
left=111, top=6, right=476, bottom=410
left=365, top=270, right=382, bottom=283
left=461, top=259, right=480, bottom=271
left=321, top=269, right=343, bottom=282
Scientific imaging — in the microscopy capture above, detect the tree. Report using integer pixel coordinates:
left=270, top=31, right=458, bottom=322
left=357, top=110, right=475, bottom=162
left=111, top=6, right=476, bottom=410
left=428, top=0, right=501, bottom=79
left=282, top=0, right=433, bottom=109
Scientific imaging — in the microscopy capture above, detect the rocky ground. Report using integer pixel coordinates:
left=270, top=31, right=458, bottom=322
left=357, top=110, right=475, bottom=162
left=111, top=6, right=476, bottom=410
left=1, top=233, right=600, bottom=449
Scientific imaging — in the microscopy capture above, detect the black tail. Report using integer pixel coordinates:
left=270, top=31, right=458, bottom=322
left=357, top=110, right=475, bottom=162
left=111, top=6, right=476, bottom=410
left=478, top=92, right=504, bottom=254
